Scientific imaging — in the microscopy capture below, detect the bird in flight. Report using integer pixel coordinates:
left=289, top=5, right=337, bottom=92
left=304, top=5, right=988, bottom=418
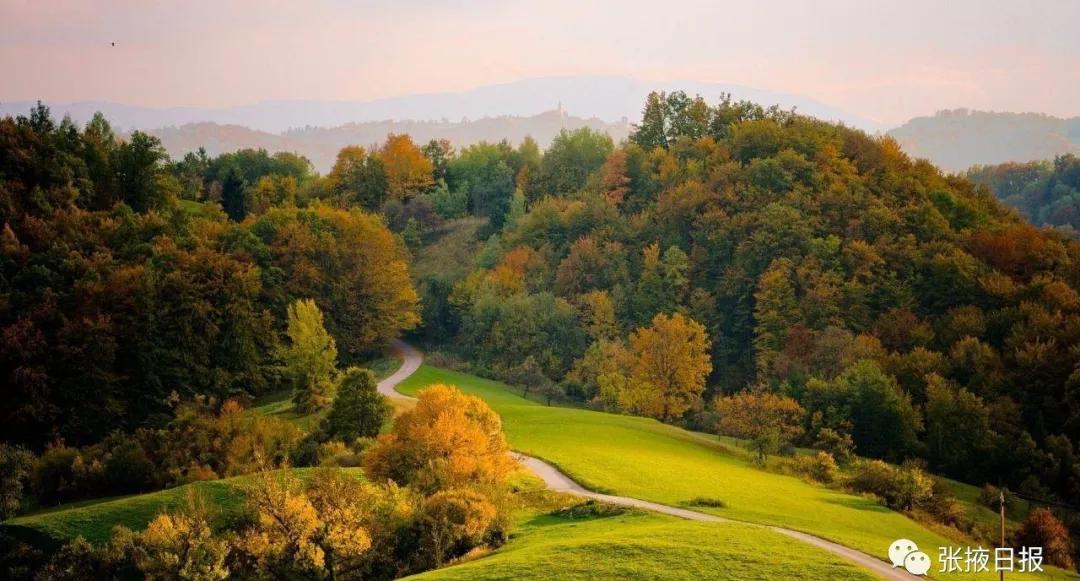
left=111, top=42, right=115, bottom=47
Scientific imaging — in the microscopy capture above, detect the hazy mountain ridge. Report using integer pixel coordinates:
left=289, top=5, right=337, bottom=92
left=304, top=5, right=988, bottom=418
left=888, top=109, right=1080, bottom=172
left=0, top=75, right=884, bottom=134
left=148, top=110, right=631, bottom=173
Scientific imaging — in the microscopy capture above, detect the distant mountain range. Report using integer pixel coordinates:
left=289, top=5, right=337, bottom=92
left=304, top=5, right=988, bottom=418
left=887, top=109, right=1080, bottom=172
left=6, top=77, right=1080, bottom=174
left=0, top=75, right=885, bottom=134
left=146, top=110, right=630, bottom=173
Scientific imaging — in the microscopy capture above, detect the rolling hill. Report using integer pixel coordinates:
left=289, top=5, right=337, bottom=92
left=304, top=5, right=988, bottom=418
left=888, top=109, right=1080, bottom=172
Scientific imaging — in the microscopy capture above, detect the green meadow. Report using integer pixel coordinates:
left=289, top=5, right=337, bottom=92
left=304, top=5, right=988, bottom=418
left=398, top=364, right=1078, bottom=581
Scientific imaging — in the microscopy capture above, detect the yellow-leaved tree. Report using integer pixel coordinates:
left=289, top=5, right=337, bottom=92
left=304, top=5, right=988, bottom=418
left=626, top=312, right=712, bottom=421
left=232, top=468, right=374, bottom=580
left=363, top=384, right=514, bottom=494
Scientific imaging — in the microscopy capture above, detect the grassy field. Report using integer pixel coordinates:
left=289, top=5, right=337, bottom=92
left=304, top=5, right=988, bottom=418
left=411, top=510, right=877, bottom=580
left=398, top=365, right=1078, bottom=581
left=408, top=471, right=876, bottom=581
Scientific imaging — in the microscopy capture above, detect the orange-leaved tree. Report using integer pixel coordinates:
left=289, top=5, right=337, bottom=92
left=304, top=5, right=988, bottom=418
left=713, top=390, right=805, bottom=462
left=379, top=134, right=434, bottom=201
left=363, top=384, right=514, bottom=494
left=626, top=312, right=712, bottom=421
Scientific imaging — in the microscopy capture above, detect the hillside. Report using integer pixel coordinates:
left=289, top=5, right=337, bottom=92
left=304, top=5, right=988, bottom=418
left=888, top=109, right=1080, bottom=172
left=418, top=91, right=1080, bottom=538
left=147, top=110, right=630, bottom=173
left=966, top=155, right=1080, bottom=235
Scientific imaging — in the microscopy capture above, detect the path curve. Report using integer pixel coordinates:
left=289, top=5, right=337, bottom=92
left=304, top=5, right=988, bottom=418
left=379, top=341, right=917, bottom=580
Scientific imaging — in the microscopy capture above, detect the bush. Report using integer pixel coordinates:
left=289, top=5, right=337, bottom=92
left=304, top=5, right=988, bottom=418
left=924, top=480, right=971, bottom=530
left=813, top=428, right=855, bottom=465
left=848, top=460, right=933, bottom=511
left=791, top=452, right=840, bottom=484
left=0, top=444, right=35, bottom=520
left=977, top=484, right=1015, bottom=511
left=418, top=489, right=498, bottom=567
left=316, top=441, right=364, bottom=468
left=101, top=433, right=156, bottom=494
left=554, top=499, right=634, bottom=518
left=32, top=445, right=86, bottom=505
left=1013, top=508, right=1074, bottom=569
left=683, top=497, right=727, bottom=508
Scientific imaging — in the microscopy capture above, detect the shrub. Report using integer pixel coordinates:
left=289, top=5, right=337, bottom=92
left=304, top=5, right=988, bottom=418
left=791, top=452, right=840, bottom=484
left=684, top=497, right=728, bottom=508
left=977, top=484, right=1016, bottom=512
left=316, top=440, right=363, bottom=468
left=924, top=480, right=971, bottom=530
left=418, top=489, right=498, bottom=567
left=848, top=460, right=933, bottom=511
left=101, top=433, right=156, bottom=494
left=0, top=444, right=34, bottom=519
left=554, top=499, right=634, bottom=518
left=1013, top=508, right=1074, bottom=569
left=813, top=428, right=855, bottom=465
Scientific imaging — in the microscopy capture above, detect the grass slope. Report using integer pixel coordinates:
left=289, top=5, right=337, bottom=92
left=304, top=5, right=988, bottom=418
left=399, top=365, right=1078, bottom=581
left=410, top=511, right=876, bottom=581
left=4, top=468, right=358, bottom=546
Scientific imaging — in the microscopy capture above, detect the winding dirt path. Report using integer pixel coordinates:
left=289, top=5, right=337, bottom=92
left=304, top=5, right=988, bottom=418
left=379, top=340, right=917, bottom=580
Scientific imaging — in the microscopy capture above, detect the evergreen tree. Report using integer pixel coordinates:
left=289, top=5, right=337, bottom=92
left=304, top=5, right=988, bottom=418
left=631, top=91, right=668, bottom=151
left=322, top=368, right=390, bottom=441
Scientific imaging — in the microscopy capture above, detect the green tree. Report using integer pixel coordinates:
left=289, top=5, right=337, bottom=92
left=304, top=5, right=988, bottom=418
left=538, top=128, right=614, bottom=196
left=115, top=131, right=175, bottom=212
left=924, top=374, right=992, bottom=479
left=632, top=91, right=668, bottom=151
left=322, top=368, right=390, bottom=442
left=281, top=299, right=338, bottom=413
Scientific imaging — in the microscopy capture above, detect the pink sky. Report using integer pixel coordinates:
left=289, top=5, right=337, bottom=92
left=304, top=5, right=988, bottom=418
left=1, top=0, right=1077, bottom=125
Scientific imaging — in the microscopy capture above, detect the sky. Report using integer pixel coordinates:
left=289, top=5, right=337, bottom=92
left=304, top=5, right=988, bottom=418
left=1, top=0, right=1078, bottom=125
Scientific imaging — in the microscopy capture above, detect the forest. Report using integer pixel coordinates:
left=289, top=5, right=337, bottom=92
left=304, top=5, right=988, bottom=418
left=968, top=155, right=1080, bottom=236
left=4, top=92, right=1080, bottom=576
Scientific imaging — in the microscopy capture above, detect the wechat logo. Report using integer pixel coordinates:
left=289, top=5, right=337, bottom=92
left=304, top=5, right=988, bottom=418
left=889, top=539, right=932, bottom=576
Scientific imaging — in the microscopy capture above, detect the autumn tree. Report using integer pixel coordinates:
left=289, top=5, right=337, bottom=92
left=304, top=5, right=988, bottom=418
left=243, top=205, right=420, bottom=357
left=1013, top=508, right=1074, bottom=569
left=626, top=313, right=713, bottom=421
left=321, top=367, right=390, bottom=442
left=713, top=390, right=805, bottom=461
left=418, top=489, right=498, bottom=567
left=280, top=299, right=338, bottom=413
left=233, top=469, right=374, bottom=580
left=379, top=134, right=435, bottom=201
left=753, top=257, right=799, bottom=375
left=115, top=495, right=229, bottom=581
left=325, top=145, right=389, bottom=210
left=364, top=384, right=515, bottom=494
